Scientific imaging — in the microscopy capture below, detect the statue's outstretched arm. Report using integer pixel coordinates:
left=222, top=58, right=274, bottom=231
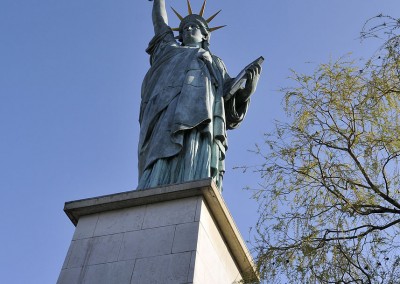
left=152, top=0, right=169, bottom=35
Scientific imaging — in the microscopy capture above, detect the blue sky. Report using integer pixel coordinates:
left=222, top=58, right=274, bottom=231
left=1, top=1, right=399, bottom=283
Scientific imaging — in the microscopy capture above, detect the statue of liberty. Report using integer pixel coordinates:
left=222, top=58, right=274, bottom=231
left=138, top=0, right=262, bottom=191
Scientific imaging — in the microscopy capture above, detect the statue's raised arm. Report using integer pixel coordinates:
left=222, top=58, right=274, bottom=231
left=152, top=0, right=169, bottom=35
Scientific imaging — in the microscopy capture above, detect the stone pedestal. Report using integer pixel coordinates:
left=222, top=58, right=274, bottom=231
left=57, top=179, right=257, bottom=284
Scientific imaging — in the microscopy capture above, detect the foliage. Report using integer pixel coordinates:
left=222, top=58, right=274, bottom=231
left=250, top=15, right=400, bottom=283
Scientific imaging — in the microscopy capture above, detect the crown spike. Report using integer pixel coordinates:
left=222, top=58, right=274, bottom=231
left=206, top=10, right=221, bottom=23
left=209, top=25, right=226, bottom=32
left=199, top=0, right=207, bottom=17
left=171, top=7, right=184, bottom=21
left=187, top=0, right=193, bottom=15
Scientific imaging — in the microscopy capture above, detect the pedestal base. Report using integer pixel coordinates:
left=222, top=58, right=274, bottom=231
left=57, top=179, right=257, bottom=284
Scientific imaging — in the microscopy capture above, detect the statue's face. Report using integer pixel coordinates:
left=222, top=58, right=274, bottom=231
left=182, top=22, right=205, bottom=46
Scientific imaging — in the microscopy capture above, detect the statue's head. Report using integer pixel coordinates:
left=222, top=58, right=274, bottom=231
left=178, top=15, right=210, bottom=47
left=171, top=0, right=225, bottom=49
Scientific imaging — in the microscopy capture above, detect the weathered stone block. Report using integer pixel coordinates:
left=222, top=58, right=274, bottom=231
left=73, top=214, right=98, bottom=240
left=82, top=261, right=135, bottom=284
left=87, top=234, right=123, bottom=265
left=66, top=238, right=92, bottom=269
left=142, top=196, right=199, bottom=229
left=172, top=222, right=199, bottom=253
left=119, top=226, right=175, bottom=261
left=93, top=206, right=145, bottom=237
left=130, top=252, right=193, bottom=284
left=57, top=267, right=82, bottom=284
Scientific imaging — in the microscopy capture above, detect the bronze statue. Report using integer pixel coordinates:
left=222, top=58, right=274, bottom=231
left=138, top=0, right=262, bottom=191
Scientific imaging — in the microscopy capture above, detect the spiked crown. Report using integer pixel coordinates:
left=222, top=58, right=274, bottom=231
left=171, top=0, right=225, bottom=43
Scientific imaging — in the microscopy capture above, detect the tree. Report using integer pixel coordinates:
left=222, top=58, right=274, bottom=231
left=250, top=15, right=400, bottom=283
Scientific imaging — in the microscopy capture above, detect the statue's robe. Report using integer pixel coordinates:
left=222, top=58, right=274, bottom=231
left=138, top=27, right=249, bottom=190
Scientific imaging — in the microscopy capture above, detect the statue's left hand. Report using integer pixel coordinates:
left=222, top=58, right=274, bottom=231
left=234, top=63, right=261, bottom=103
left=243, top=63, right=261, bottom=97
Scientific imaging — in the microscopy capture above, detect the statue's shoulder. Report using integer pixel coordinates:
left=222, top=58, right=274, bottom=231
left=212, top=54, right=228, bottom=73
left=146, top=27, right=177, bottom=55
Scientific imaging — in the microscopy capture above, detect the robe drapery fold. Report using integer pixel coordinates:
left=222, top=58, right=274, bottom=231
left=138, top=27, right=250, bottom=191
